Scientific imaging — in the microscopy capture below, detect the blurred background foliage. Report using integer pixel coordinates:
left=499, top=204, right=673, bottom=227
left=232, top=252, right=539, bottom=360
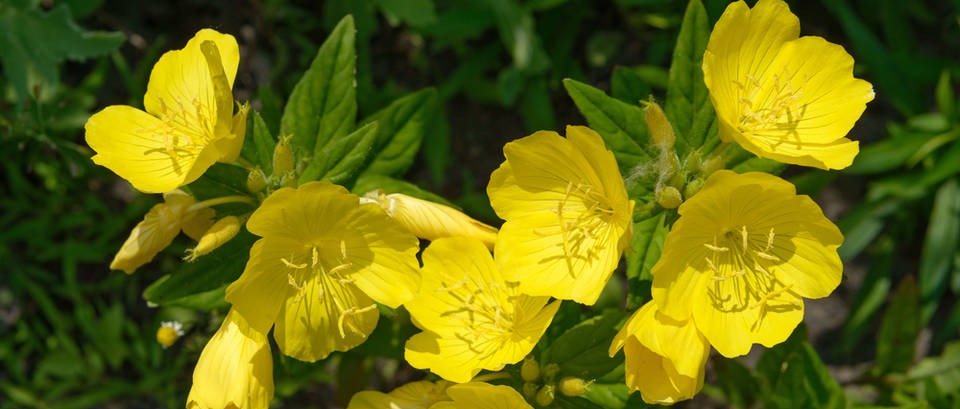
left=2, top=0, right=960, bottom=407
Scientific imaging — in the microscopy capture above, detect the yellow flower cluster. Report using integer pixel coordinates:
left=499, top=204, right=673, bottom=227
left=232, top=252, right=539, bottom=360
left=87, top=0, right=874, bottom=404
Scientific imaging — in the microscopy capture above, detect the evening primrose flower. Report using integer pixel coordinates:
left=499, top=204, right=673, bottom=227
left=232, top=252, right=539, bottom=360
left=187, top=309, right=273, bottom=409
left=487, top=126, right=634, bottom=305
left=362, top=190, right=498, bottom=248
left=702, top=0, right=874, bottom=170
left=85, top=29, right=249, bottom=193
left=110, top=189, right=214, bottom=273
left=610, top=301, right=709, bottom=404
left=404, top=237, right=560, bottom=383
left=225, top=182, right=420, bottom=362
left=651, top=170, right=843, bottom=357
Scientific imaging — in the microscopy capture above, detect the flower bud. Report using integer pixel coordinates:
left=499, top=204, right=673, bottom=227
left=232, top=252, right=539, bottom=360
left=272, top=135, right=295, bottom=178
left=363, top=190, right=498, bottom=248
left=641, top=99, right=675, bottom=150
left=656, top=185, right=683, bottom=209
left=535, top=384, right=555, bottom=407
left=684, top=178, right=704, bottom=199
left=185, top=216, right=241, bottom=262
left=521, top=356, right=541, bottom=382
left=558, top=376, right=589, bottom=397
left=247, top=168, right=267, bottom=193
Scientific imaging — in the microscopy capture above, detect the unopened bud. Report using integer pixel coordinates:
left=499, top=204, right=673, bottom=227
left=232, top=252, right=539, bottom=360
left=156, top=321, right=184, bottom=348
left=521, top=356, right=541, bottom=382
left=641, top=98, right=675, bottom=150
left=247, top=168, right=267, bottom=193
left=684, top=178, right=704, bottom=199
left=535, top=384, right=555, bottom=407
left=656, top=185, right=683, bottom=209
left=272, top=135, right=295, bottom=177
left=185, top=216, right=241, bottom=261
left=558, top=377, right=590, bottom=397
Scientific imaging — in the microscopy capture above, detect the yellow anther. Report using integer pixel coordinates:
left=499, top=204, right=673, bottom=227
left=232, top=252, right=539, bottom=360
left=741, top=225, right=749, bottom=250
left=281, top=258, right=307, bottom=269
left=704, top=243, right=729, bottom=252
left=337, top=304, right=378, bottom=338
left=755, top=251, right=781, bottom=261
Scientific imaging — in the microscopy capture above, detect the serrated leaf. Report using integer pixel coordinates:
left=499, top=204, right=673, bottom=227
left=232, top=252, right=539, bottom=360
left=143, top=231, right=256, bottom=306
left=876, top=276, right=921, bottom=375
left=0, top=4, right=124, bottom=101
left=544, top=309, right=628, bottom=378
left=625, top=212, right=667, bottom=309
left=563, top=79, right=655, bottom=175
left=280, top=15, right=357, bottom=161
left=300, top=120, right=378, bottom=186
left=358, top=88, right=438, bottom=177
left=907, top=341, right=960, bottom=394
left=664, top=0, right=714, bottom=157
left=919, top=178, right=960, bottom=324
left=351, top=174, right=454, bottom=207
left=241, top=110, right=276, bottom=174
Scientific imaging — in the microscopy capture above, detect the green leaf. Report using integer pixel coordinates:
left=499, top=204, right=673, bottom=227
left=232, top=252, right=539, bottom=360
left=351, top=174, right=454, bottom=207
left=847, top=125, right=937, bottom=175
left=611, top=65, right=669, bottom=105
left=756, top=326, right=846, bottom=409
left=186, top=163, right=257, bottom=216
left=875, top=276, right=921, bottom=375
left=280, top=15, right=357, bottom=161
left=299, top=120, right=379, bottom=186
left=0, top=4, right=124, bottom=101
left=907, top=341, right=960, bottom=394
left=487, top=0, right=550, bottom=74
left=544, top=309, right=628, bottom=378
left=242, top=110, right=276, bottom=174
left=142, top=231, right=256, bottom=306
left=664, top=0, right=715, bottom=157
left=358, top=88, right=439, bottom=177
left=936, top=70, right=955, bottom=121
left=625, top=212, right=667, bottom=309
left=919, top=178, right=960, bottom=324
left=563, top=79, right=655, bottom=174
left=839, top=249, right=894, bottom=353
left=375, top=0, right=437, bottom=27
left=837, top=198, right=901, bottom=261
left=710, top=358, right=761, bottom=409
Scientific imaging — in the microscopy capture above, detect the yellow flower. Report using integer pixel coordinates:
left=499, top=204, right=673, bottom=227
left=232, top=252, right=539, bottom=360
left=610, top=301, right=709, bottom=405
left=225, top=181, right=420, bottom=362
left=187, top=309, right=273, bottom=409
left=85, top=28, right=248, bottom=193
left=156, top=321, right=184, bottom=348
left=487, top=125, right=634, bottom=305
left=110, top=190, right=213, bottom=273
left=347, top=381, right=531, bottom=409
left=347, top=380, right=452, bottom=409
left=404, top=237, right=560, bottom=383
left=651, top=170, right=843, bottom=357
left=702, top=0, right=874, bottom=170
left=362, top=190, right=498, bottom=249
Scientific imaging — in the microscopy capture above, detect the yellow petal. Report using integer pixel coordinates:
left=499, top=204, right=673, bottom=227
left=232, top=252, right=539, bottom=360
left=444, top=383, right=533, bottom=409
left=187, top=309, right=273, bottom=409
left=85, top=105, right=220, bottom=193
left=109, top=193, right=193, bottom=273
left=622, top=336, right=702, bottom=405
left=224, top=239, right=298, bottom=333
left=343, top=203, right=421, bottom=309
left=182, top=207, right=217, bottom=241
left=366, top=190, right=499, bottom=249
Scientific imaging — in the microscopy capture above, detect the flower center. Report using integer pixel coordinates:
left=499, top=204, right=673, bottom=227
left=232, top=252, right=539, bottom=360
left=141, top=95, right=216, bottom=175
left=435, top=276, right=517, bottom=356
left=702, top=225, right=800, bottom=328
left=735, top=73, right=806, bottom=149
left=535, top=181, right=614, bottom=277
left=280, top=241, right=374, bottom=338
